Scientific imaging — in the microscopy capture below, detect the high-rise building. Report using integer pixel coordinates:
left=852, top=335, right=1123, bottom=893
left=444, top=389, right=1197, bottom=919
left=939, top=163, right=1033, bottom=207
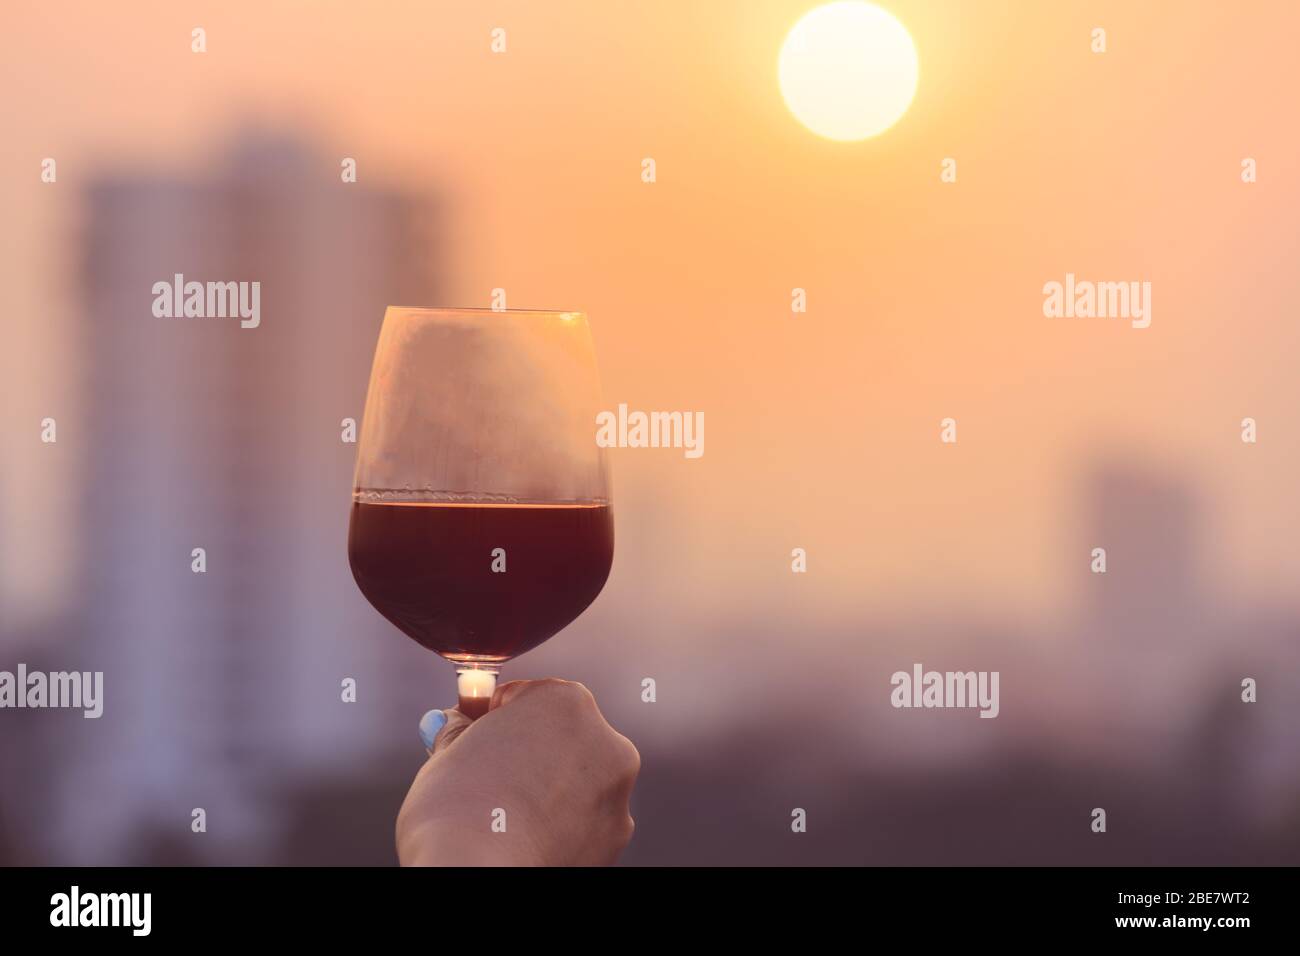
left=1078, top=462, right=1201, bottom=642
left=51, top=128, right=441, bottom=862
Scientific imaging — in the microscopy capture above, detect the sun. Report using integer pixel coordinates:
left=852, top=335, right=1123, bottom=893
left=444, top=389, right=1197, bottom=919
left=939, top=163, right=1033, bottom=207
left=779, top=2, right=919, bottom=141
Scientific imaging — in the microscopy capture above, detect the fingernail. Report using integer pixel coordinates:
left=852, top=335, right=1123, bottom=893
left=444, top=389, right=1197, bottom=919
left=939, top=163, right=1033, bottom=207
left=418, top=709, right=448, bottom=751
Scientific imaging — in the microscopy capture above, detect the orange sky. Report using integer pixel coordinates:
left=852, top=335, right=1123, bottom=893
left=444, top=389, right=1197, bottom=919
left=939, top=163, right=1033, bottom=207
left=4, top=1, right=1300, bottom=628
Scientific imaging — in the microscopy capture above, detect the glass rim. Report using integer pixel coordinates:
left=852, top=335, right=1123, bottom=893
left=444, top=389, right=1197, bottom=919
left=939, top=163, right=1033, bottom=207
left=385, top=305, right=586, bottom=319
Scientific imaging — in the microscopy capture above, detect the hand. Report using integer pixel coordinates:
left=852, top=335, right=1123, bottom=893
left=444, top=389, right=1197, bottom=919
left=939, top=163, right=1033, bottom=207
left=396, top=678, right=640, bottom=866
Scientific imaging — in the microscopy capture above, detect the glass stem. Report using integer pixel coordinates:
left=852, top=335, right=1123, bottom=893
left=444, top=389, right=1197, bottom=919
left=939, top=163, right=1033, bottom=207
left=456, top=664, right=500, bottom=720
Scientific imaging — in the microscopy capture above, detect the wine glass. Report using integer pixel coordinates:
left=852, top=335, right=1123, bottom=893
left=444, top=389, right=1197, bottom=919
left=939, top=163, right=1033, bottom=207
left=347, top=307, right=613, bottom=719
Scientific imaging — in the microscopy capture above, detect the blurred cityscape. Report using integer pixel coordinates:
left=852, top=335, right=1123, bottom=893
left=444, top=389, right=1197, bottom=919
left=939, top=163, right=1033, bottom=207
left=1, top=127, right=1298, bottom=866
left=2, top=129, right=443, bottom=863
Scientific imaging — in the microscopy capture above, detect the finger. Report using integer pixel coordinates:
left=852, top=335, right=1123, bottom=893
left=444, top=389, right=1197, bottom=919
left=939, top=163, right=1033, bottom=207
left=433, top=708, right=474, bottom=752
left=417, top=708, right=473, bottom=754
left=491, top=677, right=595, bottom=715
left=488, top=678, right=535, bottom=712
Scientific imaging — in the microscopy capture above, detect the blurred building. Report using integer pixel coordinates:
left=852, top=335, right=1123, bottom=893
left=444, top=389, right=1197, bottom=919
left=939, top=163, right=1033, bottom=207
left=1082, top=463, right=1201, bottom=639
left=45, top=128, right=442, bottom=862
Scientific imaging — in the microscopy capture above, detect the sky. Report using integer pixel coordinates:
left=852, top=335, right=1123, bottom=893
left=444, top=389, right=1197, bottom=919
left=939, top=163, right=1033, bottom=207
left=4, top=0, right=1300, bottom=631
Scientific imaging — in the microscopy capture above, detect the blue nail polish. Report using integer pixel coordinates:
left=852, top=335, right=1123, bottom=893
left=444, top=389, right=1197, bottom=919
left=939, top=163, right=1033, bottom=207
left=418, top=709, right=447, bottom=751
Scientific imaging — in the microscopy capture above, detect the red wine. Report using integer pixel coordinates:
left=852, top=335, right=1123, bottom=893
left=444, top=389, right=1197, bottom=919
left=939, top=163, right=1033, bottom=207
left=348, top=500, right=614, bottom=663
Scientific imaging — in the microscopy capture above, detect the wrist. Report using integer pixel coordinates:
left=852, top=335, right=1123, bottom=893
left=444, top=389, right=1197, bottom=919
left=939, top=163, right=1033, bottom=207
left=400, top=817, right=546, bottom=867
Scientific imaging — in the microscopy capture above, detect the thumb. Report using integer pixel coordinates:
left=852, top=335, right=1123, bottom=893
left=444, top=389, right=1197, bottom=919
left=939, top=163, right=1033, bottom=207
left=417, top=708, right=474, bottom=755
